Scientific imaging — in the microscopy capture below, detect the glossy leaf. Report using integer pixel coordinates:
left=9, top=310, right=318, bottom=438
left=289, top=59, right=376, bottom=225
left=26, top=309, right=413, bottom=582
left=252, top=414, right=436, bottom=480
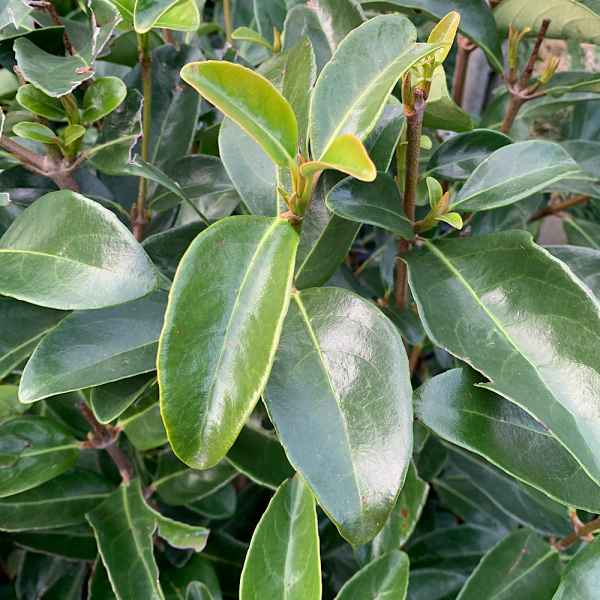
left=408, top=569, right=467, bottom=600
left=451, top=141, right=581, bottom=211
left=12, top=121, right=58, bottom=144
left=133, top=0, right=181, bottom=32
left=0, top=191, right=158, bottom=309
left=181, top=61, right=298, bottom=167
left=404, top=231, right=600, bottom=487
left=548, top=245, right=600, bottom=299
left=428, top=10, right=460, bottom=64
left=61, top=124, right=85, bottom=146
left=159, top=216, right=298, bottom=469
left=162, top=556, right=222, bottom=600
left=265, top=287, right=412, bottom=545
left=13, top=525, right=98, bottom=561
left=553, top=535, right=600, bottom=599
left=119, top=389, right=167, bottom=451
left=0, top=470, right=113, bottom=531
left=326, top=172, right=413, bottom=237
left=152, top=511, right=209, bottom=552
left=457, top=529, right=560, bottom=600
left=0, top=416, right=79, bottom=497
left=232, top=27, right=273, bottom=49
left=239, top=476, right=321, bottom=600
left=81, top=76, right=127, bottom=124
left=20, top=292, right=166, bottom=403
left=86, top=480, right=164, bottom=600
left=111, top=0, right=200, bottom=31
left=415, top=368, right=600, bottom=512
left=0, top=385, right=27, bottom=421
left=365, top=98, right=405, bottom=171
left=309, top=14, right=439, bottom=159
left=336, top=550, right=409, bottom=600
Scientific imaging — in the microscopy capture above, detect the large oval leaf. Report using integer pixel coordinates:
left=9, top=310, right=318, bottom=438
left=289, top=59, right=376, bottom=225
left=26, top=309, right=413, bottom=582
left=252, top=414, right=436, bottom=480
left=553, top=535, right=600, bottom=599
left=158, top=216, right=298, bottom=469
left=0, top=416, right=79, bottom=497
left=451, top=141, right=581, bottom=212
left=20, top=292, right=166, bottom=403
left=239, top=476, right=321, bottom=600
left=181, top=61, right=298, bottom=167
left=404, top=231, right=600, bottom=486
left=0, top=191, right=158, bottom=309
left=309, top=14, right=438, bottom=159
left=415, top=368, right=600, bottom=512
left=265, top=286, right=412, bottom=545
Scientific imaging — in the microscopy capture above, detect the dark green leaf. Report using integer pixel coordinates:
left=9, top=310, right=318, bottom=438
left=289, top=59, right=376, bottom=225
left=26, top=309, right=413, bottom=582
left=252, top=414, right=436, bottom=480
left=119, top=386, right=167, bottom=451
left=81, top=76, right=127, bottom=123
left=564, top=217, right=600, bottom=249
left=548, top=245, right=600, bottom=299
left=13, top=525, right=98, bottom=560
left=553, top=535, right=600, bottom=599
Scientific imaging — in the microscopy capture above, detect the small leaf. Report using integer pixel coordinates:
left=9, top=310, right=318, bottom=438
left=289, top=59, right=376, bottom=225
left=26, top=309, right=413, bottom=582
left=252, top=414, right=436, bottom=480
left=60, top=124, right=86, bottom=147
left=119, top=388, right=167, bottom=451
left=181, top=61, right=298, bottom=167
left=428, top=10, right=460, bottom=64
left=81, top=76, right=127, bottom=124
left=150, top=510, right=209, bottom=552
left=326, top=172, right=414, bottom=237
left=426, top=176, right=443, bottom=208
left=239, top=476, right=321, bottom=600
left=436, top=212, right=463, bottom=229
left=158, top=216, right=298, bottom=469
left=231, top=27, right=273, bottom=49
left=364, top=98, right=405, bottom=171
left=113, top=0, right=200, bottom=32
left=301, top=134, right=376, bottom=181
left=90, top=375, right=157, bottom=424
left=13, top=121, right=58, bottom=144
left=0, top=190, right=158, bottom=309
left=16, top=84, right=66, bottom=120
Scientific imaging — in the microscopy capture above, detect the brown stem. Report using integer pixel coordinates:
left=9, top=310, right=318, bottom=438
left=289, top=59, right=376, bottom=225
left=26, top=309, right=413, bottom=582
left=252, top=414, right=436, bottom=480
left=403, top=89, right=426, bottom=223
left=409, top=343, right=422, bottom=375
left=79, top=403, right=134, bottom=483
left=528, top=194, right=589, bottom=222
left=500, top=96, right=524, bottom=134
left=28, top=0, right=76, bottom=55
left=555, top=516, right=600, bottom=551
left=452, top=36, right=475, bottom=107
left=518, top=19, right=551, bottom=89
left=394, top=240, right=410, bottom=310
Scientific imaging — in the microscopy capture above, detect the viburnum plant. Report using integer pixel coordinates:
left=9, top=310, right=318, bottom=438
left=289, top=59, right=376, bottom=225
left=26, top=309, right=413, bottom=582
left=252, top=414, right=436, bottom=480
left=3, top=0, right=600, bottom=597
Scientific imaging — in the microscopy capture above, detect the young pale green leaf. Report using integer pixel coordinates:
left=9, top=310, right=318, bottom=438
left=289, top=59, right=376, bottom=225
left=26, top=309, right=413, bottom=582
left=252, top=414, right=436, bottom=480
left=239, top=476, right=321, bottom=600
left=0, top=297, right=66, bottom=380
left=14, top=38, right=94, bottom=97
left=16, top=84, right=66, bottom=120
left=0, top=191, right=158, bottom=309
left=0, top=416, right=79, bottom=497
left=309, top=14, right=439, bottom=159
left=181, top=61, right=298, bottom=168
left=436, top=212, right=463, bottom=229
left=369, top=463, right=429, bottom=559
left=60, top=124, right=85, bottom=147
left=326, top=172, right=414, bottom=237
left=301, top=134, right=376, bottom=181
left=428, top=10, right=460, bottom=64
left=0, top=470, right=113, bottom=532
left=81, top=76, right=127, bottom=124
left=149, top=509, right=209, bottom=552
left=231, top=27, right=273, bottom=49
left=19, top=292, right=166, bottom=403
left=13, top=121, right=58, bottom=144
left=90, top=375, right=157, bottom=424
left=226, top=425, right=294, bottom=489
left=86, top=480, right=164, bottom=600
left=0, top=385, right=27, bottom=421
left=425, top=129, right=513, bottom=181
left=415, top=368, right=600, bottom=512
left=133, top=0, right=181, bottom=32
left=553, top=536, right=600, bottom=599
left=111, top=0, right=200, bottom=31
left=451, top=141, right=581, bottom=211
left=265, top=287, right=413, bottom=545
left=457, top=529, right=560, bottom=600
left=335, top=550, right=409, bottom=600
left=158, top=216, right=298, bottom=469
left=404, top=231, right=600, bottom=487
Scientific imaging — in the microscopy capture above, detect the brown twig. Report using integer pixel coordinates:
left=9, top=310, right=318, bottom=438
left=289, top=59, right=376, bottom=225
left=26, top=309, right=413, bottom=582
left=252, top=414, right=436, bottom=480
left=528, top=194, right=589, bottom=222
left=27, top=0, right=76, bottom=55
left=555, top=516, right=600, bottom=551
left=80, top=402, right=134, bottom=483
left=452, top=36, right=476, bottom=106
left=500, top=19, right=551, bottom=134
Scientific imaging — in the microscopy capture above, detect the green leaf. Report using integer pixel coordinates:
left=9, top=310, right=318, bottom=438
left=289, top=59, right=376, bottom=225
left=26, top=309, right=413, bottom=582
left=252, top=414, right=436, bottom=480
left=119, top=387, right=167, bottom=451
left=564, top=217, right=600, bottom=249
left=149, top=509, right=209, bottom=552
left=81, top=76, right=127, bottom=124
left=16, top=84, right=66, bottom=120
left=415, top=368, right=600, bottom=513
left=90, top=375, right=157, bottom=424
left=19, top=292, right=166, bottom=403
left=12, top=121, right=58, bottom=144
left=240, top=476, right=321, bottom=600
left=336, top=550, right=409, bottom=600
left=14, top=38, right=94, bottom=97
left=0, top=470, right=113, bottom=531
left=111, top=0, right=200, bottom=31
left=309, top=14, right=439, bottom=159
left=361, top=0, right=503, bottom=72
left=326, top=172, right=414, bottom=237
left=13, top=525, right=98, bottom=561
left=457, top=529, right=560, bottom=600
left=451, top=141, right=581, bottom=211
left=553, top=535, right=600, bottom=599
left=133, top=0, right=181, bottom=32
left=495, top=0, right=600, bottom=45
left=231, top=27, right=273, bottom=49
left=188, top=485, right=236, bottom=520
left=370, top=463, right=429, bottom=558
left=310, top=0, right=365, bottom=50
left=181, top=61, right=298, bottom=168
left=0, top=416, right=79, bottom=497
left=427, top=10, right=460, bottom=64
left=0, top=385, right=27, bottom=421
left=301, top=134, right=377, bottom=181
left=548, top=245, right=600, bottom=299
left=226, top=424, right=294, bottom=489
left=86, top=480, right=164, bottom=600
left=219, top=118, right=279, bottom=216
left=0, top=297, right=66, bottom=380
left=162, top=556, right=222, bottom=600
left=425, top=129, right=512, bottom=181
left=0, top=190, right=158, bottom=309
left=153, top=451, right=237, bottom=506
left=404, top=231, right=600, bottom=487
left=158, top=216, right=298, bottom=469
left=552, top=140, right=600, bottom=199
left=408, top=569, right=467, bottom=600
left=364, top=98, right=405, bottom=171
left=436, top=212, right=463, bottom=229
left=60, top=124, right=85, bottom=146
left=265, top=287, right=412, bottom=545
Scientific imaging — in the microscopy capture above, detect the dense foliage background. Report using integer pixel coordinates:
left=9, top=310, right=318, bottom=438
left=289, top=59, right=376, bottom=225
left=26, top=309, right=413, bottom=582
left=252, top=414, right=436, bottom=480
left=2, top=0, right=600, bottom=598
